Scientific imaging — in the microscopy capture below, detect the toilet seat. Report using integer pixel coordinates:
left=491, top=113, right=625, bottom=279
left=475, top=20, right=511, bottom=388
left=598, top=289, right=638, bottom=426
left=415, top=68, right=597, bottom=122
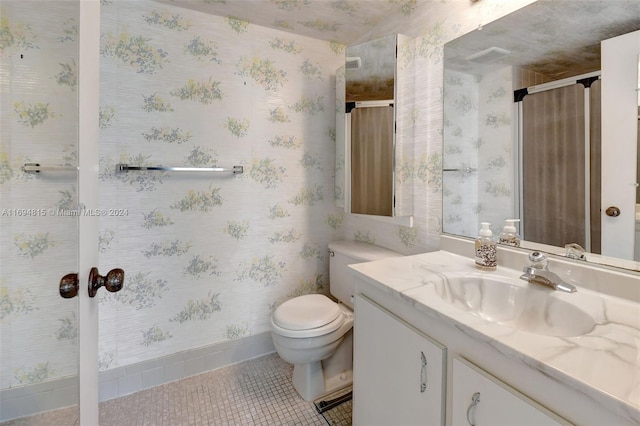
left=272, top=294, right=345, bottom=338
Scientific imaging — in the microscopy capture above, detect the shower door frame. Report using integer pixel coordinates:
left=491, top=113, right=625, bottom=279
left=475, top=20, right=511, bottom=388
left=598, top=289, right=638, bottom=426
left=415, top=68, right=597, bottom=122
left=515, top=71, right=600, bottom=253
left=77, top=1, right=101, bottom=423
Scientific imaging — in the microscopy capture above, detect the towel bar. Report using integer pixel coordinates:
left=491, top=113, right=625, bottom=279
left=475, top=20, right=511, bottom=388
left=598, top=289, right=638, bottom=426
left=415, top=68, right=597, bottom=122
left=23, top=163, right=244, bottom=174
left=116, top=164, right=243, bottom=174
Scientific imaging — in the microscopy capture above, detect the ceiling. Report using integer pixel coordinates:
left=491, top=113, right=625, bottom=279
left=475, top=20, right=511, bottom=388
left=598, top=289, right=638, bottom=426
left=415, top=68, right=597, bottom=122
left=444, top=0, right=640, bottom=81
left=160, top=0, right=640, bottom=79
left=158, top=0, right=431, bottom=45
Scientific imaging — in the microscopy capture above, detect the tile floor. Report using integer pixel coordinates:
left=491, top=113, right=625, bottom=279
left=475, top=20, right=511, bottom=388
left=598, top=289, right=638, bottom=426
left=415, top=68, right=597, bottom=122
left=313, top=387, right=353, bottom=426
left=1, top=353, right=352, bottom=426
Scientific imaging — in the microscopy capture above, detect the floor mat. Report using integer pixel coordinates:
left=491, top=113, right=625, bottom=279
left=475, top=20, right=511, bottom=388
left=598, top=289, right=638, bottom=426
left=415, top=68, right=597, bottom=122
left=313, top=386, right=352, bottom=426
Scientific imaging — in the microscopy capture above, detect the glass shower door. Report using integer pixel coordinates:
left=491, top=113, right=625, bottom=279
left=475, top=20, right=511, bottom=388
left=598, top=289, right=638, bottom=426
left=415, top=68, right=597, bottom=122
left=0, top=1, right=82, bottom=422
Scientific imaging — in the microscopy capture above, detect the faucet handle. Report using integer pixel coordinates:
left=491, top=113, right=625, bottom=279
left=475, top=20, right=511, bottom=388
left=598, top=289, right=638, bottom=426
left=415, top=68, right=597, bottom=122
left=527, top=251, right=548, bottom=270
left=565, top=243, right=586, bottom=260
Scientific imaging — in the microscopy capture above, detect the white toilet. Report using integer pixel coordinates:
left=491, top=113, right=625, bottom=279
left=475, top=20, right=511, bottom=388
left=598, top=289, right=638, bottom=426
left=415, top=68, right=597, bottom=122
left=270, top=240, right=402, bottom=401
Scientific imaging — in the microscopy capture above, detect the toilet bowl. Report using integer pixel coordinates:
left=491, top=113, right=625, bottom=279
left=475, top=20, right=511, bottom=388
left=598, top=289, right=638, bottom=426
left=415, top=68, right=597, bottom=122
left=271, top=295, right=354, bottom=400
left=270, top=241, right=402, bottom=401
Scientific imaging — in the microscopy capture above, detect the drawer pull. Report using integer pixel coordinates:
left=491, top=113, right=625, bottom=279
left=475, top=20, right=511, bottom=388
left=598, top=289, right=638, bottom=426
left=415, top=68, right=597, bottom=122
left=466, top=392, right=481, bottom=425
left=420, top=351, right=427, bottom=393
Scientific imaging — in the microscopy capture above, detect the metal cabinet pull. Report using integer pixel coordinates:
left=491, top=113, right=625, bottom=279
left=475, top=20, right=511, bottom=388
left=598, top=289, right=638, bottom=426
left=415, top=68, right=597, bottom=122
left=420, top=351, right=427, bottom=393
left=466, top=392, right=481, bottom=426
left=88, top=267, right=124, bottom=297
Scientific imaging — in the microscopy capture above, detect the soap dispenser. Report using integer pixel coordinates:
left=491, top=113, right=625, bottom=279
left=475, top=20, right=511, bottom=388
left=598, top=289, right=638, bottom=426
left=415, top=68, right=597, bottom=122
left=475, top=222, right=497, bottom=271
left=498, top=219, right=521, bottom=247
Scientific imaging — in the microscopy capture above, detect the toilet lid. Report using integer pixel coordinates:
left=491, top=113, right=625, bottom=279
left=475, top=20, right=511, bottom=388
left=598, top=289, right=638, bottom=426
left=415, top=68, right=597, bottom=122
left=273, top=294, right=341, bottom=331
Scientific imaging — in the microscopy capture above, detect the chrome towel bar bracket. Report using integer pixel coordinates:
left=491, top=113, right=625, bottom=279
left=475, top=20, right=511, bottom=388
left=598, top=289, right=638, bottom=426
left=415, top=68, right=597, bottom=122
left=22, top=163, right=78, bottom=173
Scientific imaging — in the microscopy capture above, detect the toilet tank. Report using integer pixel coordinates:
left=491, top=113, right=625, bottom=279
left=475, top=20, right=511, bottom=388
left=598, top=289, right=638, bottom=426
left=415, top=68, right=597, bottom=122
left=328, top=241, right=402, bottom=309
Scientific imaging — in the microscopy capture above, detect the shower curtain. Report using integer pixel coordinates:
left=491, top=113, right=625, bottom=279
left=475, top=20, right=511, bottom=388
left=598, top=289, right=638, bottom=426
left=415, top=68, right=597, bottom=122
left=521, top=81, right=601, bottom=253
left=350, top=106, right=394, bottom=216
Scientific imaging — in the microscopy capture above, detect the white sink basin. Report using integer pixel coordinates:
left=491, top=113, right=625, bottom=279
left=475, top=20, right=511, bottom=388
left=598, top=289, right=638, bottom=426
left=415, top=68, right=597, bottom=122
left=432, top=273, right=596, bottom=337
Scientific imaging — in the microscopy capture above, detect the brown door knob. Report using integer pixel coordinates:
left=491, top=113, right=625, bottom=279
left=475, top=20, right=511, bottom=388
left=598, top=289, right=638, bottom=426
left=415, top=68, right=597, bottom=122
left=88, top=267, right=124, bottom=297
left=59, top=273, right=79, bottom=298
left=605, top=206, right=621, bottom=217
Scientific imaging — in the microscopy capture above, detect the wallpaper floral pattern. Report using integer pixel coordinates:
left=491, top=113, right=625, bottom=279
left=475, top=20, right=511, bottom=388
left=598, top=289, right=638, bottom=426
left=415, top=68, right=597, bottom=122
left=0, top=0, right=345, bottom=395
left=95, top=0, right=347, bottom=372
left=442, top=66, right=514, bottom=237
left=1, top=0, right=536, bottom=418
left=1, top=1, right=81, bottom=395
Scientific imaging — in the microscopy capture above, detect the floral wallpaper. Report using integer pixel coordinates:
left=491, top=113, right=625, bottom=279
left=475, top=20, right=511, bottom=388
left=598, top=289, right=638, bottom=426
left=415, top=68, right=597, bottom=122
left=442, top=65, right=514, bottom=238
left=0, top=0, right=344, bottom=394
left=1, top=1, right=81, bottom=394
left=96, top=0, right=346, bottom=370
left=1, top=0, right=536, bottom=417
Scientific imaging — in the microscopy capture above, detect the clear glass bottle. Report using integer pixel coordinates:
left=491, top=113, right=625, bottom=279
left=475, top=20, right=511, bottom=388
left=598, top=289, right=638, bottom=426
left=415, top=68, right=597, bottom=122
left=475, top=222, right=497, bottom=270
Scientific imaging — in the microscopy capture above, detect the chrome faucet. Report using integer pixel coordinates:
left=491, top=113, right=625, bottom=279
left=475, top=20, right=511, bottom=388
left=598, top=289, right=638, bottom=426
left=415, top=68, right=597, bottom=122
left=565, top=243, right=587, bottom=261
left=520, top=252, right=577, bottom=293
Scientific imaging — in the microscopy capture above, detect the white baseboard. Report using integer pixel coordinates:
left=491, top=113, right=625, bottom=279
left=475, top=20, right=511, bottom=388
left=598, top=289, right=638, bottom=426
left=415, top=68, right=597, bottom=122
left=0, top=332, right=275, bottom=422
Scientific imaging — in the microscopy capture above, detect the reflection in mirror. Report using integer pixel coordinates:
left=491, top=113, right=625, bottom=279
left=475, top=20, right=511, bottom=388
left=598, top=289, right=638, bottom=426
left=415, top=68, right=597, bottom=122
left=349, top=103, right=394, bottom=216
left=442, top=0, right=640, bottom=270
left=520, top=76, right=601, bottom=253
left=336, top=33, right=413, bottom=221
left=335, top=64, right=346, bottom=209
left=637, top=54, right=640, bottom=205
left=346, top=34, right=395, bottom=102
left=636, top=53, right=640, bottom=259
left=346, top=34, right=395, bottom=217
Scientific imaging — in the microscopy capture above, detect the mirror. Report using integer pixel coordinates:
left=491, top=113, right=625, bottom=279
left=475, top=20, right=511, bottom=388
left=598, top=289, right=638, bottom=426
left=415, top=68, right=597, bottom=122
left=442, top=0, right=640, bottom=270
left=635, top=54, right=640, bottom=260
left=336, top=33, right=413, bottom=223
left=637, top=53, right=640, bottom=205
left=347, top=34, right=396, bottom=217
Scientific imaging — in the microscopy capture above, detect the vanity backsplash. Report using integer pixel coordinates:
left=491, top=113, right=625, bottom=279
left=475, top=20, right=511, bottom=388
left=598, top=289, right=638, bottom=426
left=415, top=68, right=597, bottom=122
left=441, top=234, right=640, bottom=303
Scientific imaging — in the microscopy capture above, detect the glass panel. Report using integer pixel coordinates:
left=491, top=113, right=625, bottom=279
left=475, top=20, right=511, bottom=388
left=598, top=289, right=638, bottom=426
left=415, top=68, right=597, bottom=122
left=0, top=1, right=80, bottom=422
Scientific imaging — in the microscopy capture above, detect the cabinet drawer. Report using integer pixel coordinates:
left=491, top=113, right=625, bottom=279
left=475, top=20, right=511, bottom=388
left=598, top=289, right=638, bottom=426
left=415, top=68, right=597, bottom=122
left=452, top=357, right=569, bottom=426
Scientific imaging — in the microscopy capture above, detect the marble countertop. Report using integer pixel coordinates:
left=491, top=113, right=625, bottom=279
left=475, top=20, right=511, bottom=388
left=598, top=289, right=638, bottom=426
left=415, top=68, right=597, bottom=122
left=350, top=250, right=640, bottom=423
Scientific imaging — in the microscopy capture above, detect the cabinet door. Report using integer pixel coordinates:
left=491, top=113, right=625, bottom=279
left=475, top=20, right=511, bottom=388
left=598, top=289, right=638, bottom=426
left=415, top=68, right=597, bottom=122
left=452, top=357, right=568, bottom=426
left=353, top=295, right=446, bottom=426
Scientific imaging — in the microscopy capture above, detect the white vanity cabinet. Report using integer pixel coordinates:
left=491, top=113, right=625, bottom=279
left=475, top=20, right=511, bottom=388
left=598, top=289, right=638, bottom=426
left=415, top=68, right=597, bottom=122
left=353, top=294, right=446, bottom=426
left=451, top=357, right=567, bottom=426
left=352, top=291, right=572, bottom=426
left=350, top=246, right=640, bottom=425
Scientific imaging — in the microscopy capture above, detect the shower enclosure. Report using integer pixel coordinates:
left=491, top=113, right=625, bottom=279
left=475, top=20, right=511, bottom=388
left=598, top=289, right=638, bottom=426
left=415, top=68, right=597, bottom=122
left=1, top=1, right=343, bottom=423
left=518, top=77, right=602, bottom=253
